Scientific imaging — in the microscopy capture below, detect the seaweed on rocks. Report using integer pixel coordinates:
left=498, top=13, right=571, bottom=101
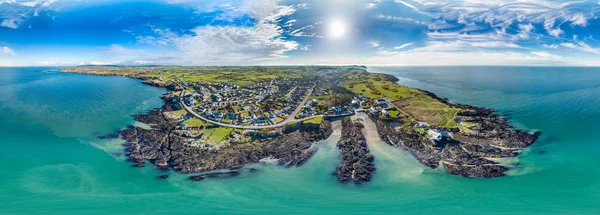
left=335, top=118, right=375, bottom=184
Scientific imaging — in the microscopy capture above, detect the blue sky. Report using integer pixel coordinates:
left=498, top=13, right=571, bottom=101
left=1, top=0, right=600, bottom=66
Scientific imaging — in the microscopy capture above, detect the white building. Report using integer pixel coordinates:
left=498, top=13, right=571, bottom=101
left=415, top=121, right=430, bottom=128
left=369, top=107, right=379, bottom=113
left=426, top=129, right=442, bottom=142
left=382, top=109, right=389, bottom=116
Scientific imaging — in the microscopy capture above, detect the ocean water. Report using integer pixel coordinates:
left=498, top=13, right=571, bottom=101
left=0, top=66, right=599, bottom=214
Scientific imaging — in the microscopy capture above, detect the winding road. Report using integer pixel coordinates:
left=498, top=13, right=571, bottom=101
left=180, top=86, right=322, bottom=129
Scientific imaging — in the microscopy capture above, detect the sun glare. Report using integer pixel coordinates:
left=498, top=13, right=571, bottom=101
left=328, top=19, right=347, bottom=39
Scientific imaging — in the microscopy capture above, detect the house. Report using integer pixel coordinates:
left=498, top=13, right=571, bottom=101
left=377, top=98, right=388, bottom=108
left=226, top=113, right=236, bottom=120
left=351, top=100, right=359, bottom=107
left=369, top=106, right=379, bottom=113
left=415, top=121, right=430, bottom=128
left=454, top=118, right=463, bottom=125
left=185, top=97, right=196, bottom=106
left=255, top=119, right=268, bottom=124
left=426, top=129, right=442, bottom=141
left=242, top=117, right=252, bottom=123
left=382, top=109, right=389, bottom=116
left=213, top=112, right=224, bottom=119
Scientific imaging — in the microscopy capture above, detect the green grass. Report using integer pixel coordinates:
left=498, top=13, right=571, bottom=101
left=274, top=117, right=285, bottom=123
left=341, top=80, right=411, bottom=100
left=341, top=71, right=412, bottom=101
left=183, top=118, right=211, bottom=127
left=341, top=71, right=464, bottom=128
left=394, top=93, right=461, bottom=128
left=303, top=116, right=323, bottom=125
left=222, top=118, right=232, bottom=124
left=204, top=127, right=234, bottom=143
left=388, top=109, right=400, bottom=117
left=171, top=109, right=188, bottom=116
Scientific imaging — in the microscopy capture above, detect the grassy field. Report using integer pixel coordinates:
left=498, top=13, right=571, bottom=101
left=204, top=127, right=234, bottom=143
left=171, top=109, right=187, bottom=116
left=274, top=117, right=285, bottom=123
left=341, top=72, right=412, bottom=100
left=183, top=118, right=211, bottom=127
left=388, top=109, right=400, bottom=117
left=303, top=116, right=323, bottom=125
left=341, top=70, right=462, bottom=128
left=393, top=93, right=461, bottom=128
left=153, top=67, right=310, bottom=86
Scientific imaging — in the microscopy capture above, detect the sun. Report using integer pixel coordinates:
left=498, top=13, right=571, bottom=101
left=328, top=19, right=347, bottom=39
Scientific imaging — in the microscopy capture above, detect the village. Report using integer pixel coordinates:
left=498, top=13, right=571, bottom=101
left=175, top=76, right=454, bottom=148
left=179, top=78, right=355, bottom=127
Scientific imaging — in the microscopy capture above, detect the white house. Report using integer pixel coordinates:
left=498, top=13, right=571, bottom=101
left=369, top=106, right=379, bottom=113
left=382, top=109, right=389, bottom=116
left=415, top=121, right=430, bottom=128
left=426, top=129, right=442, bottom=142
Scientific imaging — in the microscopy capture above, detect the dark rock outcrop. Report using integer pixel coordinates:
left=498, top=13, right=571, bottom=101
left=119, top=92, right=334, bottom=176
left=372, top=91, right=541, bottom=178
left=335, top=118, right=375, bottom=184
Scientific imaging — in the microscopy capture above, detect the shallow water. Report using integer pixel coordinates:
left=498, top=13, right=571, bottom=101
left=0, top=67, right=598, bottom=214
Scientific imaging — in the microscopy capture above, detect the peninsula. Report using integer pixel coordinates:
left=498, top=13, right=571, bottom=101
left=62, top=66, right=541, bottom=182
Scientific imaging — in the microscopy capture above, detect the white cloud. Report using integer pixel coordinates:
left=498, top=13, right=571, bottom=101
left=0, top=1, right=17, bottom=5
left=516, top=23, right=534, bottom=40
left=104, top=45, right=147, bottom=56
left=409, top=0, right=596, bottom=39
left=147, top=0, right=300, bottom=64
left=560, top=42, right=600, bottom=55
left=365, top=3, right=377, bottom=9
left=569, top=13, right=588, bottom=27
left=174, top=23, right=298, bottom=62
left=531, top=51, right=562, bottom=60
left=0, top=0, right=58, bottom=29
left=402, top=39, right=520, bottom=53
left=0, top=19, right=18, bottom=29
left=375, top=14, right=427, bottom=25
left=19, top=0, right=56, bottom=7
left=289, top=23, right=319, bottom=37
left=394, top=43, right=414, bottom=50
left=366, top=50, right=565, bottom=66
left=369, top=41, right=380, bottom=48
left=87, top=61, right=118, bottom=66
left=0, top=46, right=15, bottom=55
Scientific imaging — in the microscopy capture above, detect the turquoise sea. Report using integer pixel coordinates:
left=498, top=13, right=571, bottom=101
left=1, top=66, right=599, bottom=214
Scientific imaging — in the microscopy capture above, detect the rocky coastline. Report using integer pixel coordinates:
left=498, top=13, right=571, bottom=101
left=335, top=118, right=375, bottom=184
left=67, top=68, right=540, bottom=180
left=118, top=91, right=333, bottom=179
left=371, top=90, right=541, bottom=178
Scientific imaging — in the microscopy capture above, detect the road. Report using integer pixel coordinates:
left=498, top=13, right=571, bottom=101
left=180, top=86, right=321, bottom=129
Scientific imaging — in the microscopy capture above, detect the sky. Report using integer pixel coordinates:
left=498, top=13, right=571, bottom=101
left=1, top=0, right=600, bottom=66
